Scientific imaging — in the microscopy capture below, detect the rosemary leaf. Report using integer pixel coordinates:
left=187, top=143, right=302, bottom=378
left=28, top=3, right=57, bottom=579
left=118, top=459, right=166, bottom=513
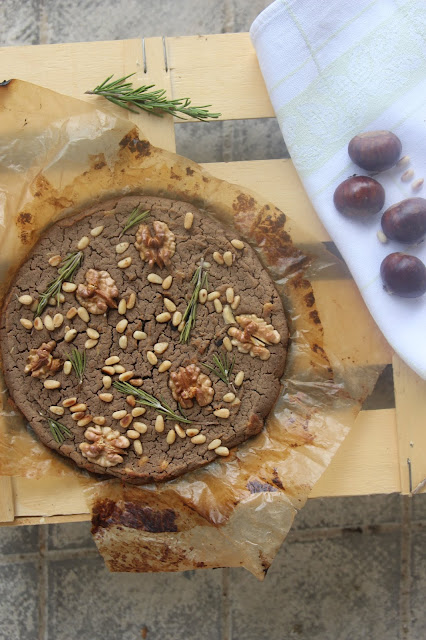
left=68, top=347, right=87, bottom=386
left=35, top=251, right=83, bottom=317
left=203, top=352, right=236, bottom=387
left=113, top=380, right=192, bottom=424
left=119, top=205, right=150, bottom=239
left=86, top=73, right=221, bottom=121
left=47, top=417, right=72, bottom=445
left=179, top=261, right=208, bottom=344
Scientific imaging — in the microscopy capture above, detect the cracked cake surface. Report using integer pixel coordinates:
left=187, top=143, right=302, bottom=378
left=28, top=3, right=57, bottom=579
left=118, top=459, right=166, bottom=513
left=0, top=195, right=288, bottom=483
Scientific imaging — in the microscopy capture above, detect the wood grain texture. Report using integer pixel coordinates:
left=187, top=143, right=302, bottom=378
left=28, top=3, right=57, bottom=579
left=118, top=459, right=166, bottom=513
left=0, top=477, right=15, bottom=523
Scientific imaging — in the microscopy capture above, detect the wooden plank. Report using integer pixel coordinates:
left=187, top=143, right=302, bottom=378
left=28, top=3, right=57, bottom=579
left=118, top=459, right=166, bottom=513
left=0, top=477, right=15, bottom=523
left=393, top=356, right=426, bottom=495
left=12, top=476, right=88, bottom=518
left=311, top=409, right=400, bottom=497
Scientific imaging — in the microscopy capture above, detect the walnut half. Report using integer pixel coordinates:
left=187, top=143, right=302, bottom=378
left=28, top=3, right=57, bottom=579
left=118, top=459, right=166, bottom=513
left=24, top=340, right=62, bottom=379
left=135, top=221, right=175, bottom=268
left=228, top=314, right=281, bottom=361
left=76, top=269, right=119, bottom=314
left=79, top=425, right=130, bottom=468
left=169, top=364, right=214, bottom=409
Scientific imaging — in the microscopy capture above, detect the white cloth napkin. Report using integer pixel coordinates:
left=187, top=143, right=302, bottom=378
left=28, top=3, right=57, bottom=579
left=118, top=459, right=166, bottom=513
left=250, top=0, right=426, bottom=380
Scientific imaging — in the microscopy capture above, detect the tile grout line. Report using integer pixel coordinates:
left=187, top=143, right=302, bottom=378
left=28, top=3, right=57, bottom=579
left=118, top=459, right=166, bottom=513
left=221, top=568, right=231, bottom=640
left=38, top=525, right=48, bottom=640
left=221, top=0, right=235, bottom=165
left=399, top=496, right=413, bottom=640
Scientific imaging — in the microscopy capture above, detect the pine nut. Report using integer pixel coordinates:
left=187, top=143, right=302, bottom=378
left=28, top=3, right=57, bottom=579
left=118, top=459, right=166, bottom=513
left=77, top=416, right=93, bottom=427
left=77, top=307, right=90, bottom=323
left=43, top=315, right=54, bottom=331
left=147, top=273, right=163, bottom=284
left=99, top=393, right=113, bottom=402
left=112, top=410, right=127, bottom=420
left=147, top=351, right=158, bottom=365
left=30, top=300, right=38, bottom=312
left=213, top=251, right=224, bottom=265
left=85, top=338, right=98, bottom=349
left=156, top=312, right=171, bottom=323
left=53, top=313, right=64, bottom=328
left=61, top=361, right=71, bottom=375
left=50, top=406, right=64, bottom=416
left=93, top=416, right=106, bottom=426
left=116, top=318, right=128, bottom=333
left=214, top=408, right=230, bottom=419
left=127, top=292, right=136, bottom=309
left=134, top=422, right=148, bottom=434
left=186, top=428, right=200, bottom=437
left=70, top=403, right=87, bottom=413
left=64, top=328, right=77, bottom=342
left=18, top=295, right=33, bottom=305
left=223, top=337, right=232, bottom=352
left=66, top=307, right=78, bottom=319
left=120, top=414, right=133, bottom=429
left=72, top=411, right=85, bottom=421
left=223, top=251, right=233, bottom=266
left=118, top=299, right=127, bottom=315
left=114, top=365, right=125, bottom=374
left=233, top=373, right=244, bottom=389
left=133, top=330, right=147, bottom=340
left=133, top=440, right=143, bottom=455
left=158, top=360, right=172, bottom=373
left=105, top=356, right=120, bottom=365
left=184, top=211, right=194, bottom=229
left=58, top=293, right=65, bottom=303
left=225, top=288, right=234, bottom=304
left=215, top=446, right=230, bottom=457
left=48, top=255, right=62, bottom=267
left=90, top=225, right=104, bottom=237
left=115, top=242, right=129, bottom=254
left=154, top=342, right=168, bottom=354
left=412, top=178, right=424, bottom=192
left=223, top=392, right=236, bottom=403
left=129, top=378, right=143, bottom=387
left=20, top=318, right=33, bottom=330
left=207, top=291, right=221, bottom=301
left=62, top=397, right=77, bottom=407
left=199, top=288, right=208, bottom=304
left=172, top=311, right=182, bottom=326
left=102, top=366, right=115, bottom=375
left=223, top=305, right=235, bottom=324
left=48, top=297, right=57, bottom=306
left=44, top=379, right=61, bottom=389
left=119, top=370, right=134, bottom=382
left=401, top=169, right=414, bottom=182
left=214, top=299, right=223, bottom=313
left=231, top=239, right=244, bottom=250
left=397, top=155, right=410, bottom=168
left=85, top=328, right=99, bottom=340
left=155, top=415, right=164, bottom=432
left=162, top=275, right=173, bottom=290
left=231, top=295, right=240, bottom=310
left=62, top=282, right=78, bottom=294
left=166, top=429, right=176, bottom=444
left=119, top=335, right=128, bottom=349
left=377, top=230, right=388, bottom=244
left=132, top=408, right=146, bottom=418
left=103, top=376, right=112, bottom=389
left=164, top=298, right=176, bottom=312
left=126, top=430, right=140, bottom=440
left=34, top=317, right=43, bottom=330
left=177, top=321, right=185, bottom=332
left=175, top=424, right=186, bottom=438
left=118, top=256, right=132, bottom=269
left=126, top=395, right=136, bottom=407
left=77, top=236, right=90, bottom=250
left=208, top=438, right=222, bottom=450
left=191, top=434, right=206, bottom=444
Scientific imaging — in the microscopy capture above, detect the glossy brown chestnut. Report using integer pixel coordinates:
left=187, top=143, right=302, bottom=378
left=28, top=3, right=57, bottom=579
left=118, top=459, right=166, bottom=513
left=380, top=253, right=426, bottom=298
left=381, top=197, right=426, bottom=243
left=348, top=130, right=402, bottom=172
left=333, top=176, right=385, bottom=218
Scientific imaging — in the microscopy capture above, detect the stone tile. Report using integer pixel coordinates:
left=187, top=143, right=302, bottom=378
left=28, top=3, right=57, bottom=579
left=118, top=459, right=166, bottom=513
left=175, top=121, right=225, bottom=164
left=0, top=524, right=39, bottom=556
left=232, top=0, right=272, bottom=32
left=48, top=555, right=222, bottom=640
left=0, top=0, right=40, bottom=47
left=294, top=493, right=402, bottom=530
left=230, top=118, right=290, bottom=161
left=43, top=0, right=228, bottom=44
left=229, top=530, right=401, bottom=640
left=412, top=492, right=426, bottom=521
left=47, top=521, right=95, bottom=551
left=0, top=561, right=39, bottom=640
left=411, top=528, right=426, bottom=638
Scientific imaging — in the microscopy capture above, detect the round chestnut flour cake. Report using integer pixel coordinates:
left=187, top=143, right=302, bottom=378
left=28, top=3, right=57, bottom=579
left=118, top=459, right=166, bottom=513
left=1, top=196, right=288, bottom=483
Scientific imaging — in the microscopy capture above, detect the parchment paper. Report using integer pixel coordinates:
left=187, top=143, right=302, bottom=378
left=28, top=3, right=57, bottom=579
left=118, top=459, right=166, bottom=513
left=0, top=80, right=382, bottom=579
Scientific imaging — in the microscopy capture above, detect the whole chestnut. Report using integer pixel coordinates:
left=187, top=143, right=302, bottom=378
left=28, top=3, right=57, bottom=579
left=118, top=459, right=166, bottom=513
left=348, top=130, right=402, bottom=172
left=381, top=197, right=426, bottom=243
left=333, top=176, right=385, bottom=218
left=380, top=253, right=426, bottom=298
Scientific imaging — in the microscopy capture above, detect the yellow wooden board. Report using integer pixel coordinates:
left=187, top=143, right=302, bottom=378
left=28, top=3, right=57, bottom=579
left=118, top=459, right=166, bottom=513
left=0, top=34, right=425, bottom=526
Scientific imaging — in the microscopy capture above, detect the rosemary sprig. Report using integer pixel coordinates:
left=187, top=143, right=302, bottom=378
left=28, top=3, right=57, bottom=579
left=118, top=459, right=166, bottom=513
left=179, top=261, right=208, bottom=344
left=35, top=250, right=83, bottom=317
left=68, top=348, right=87, bottom=387
left=119, top=205, right=150, bottom=239
left=203, top=352, right=236, bottom=391
left=113, top=380, right=192, bottom=424
left=47, top=417, right=72, bottom=445
left=86, top=73, right=221, bottom=121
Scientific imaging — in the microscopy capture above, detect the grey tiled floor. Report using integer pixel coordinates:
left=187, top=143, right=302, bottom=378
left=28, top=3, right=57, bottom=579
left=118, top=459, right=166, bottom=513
left=1, top=2, right=426, bottom=639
